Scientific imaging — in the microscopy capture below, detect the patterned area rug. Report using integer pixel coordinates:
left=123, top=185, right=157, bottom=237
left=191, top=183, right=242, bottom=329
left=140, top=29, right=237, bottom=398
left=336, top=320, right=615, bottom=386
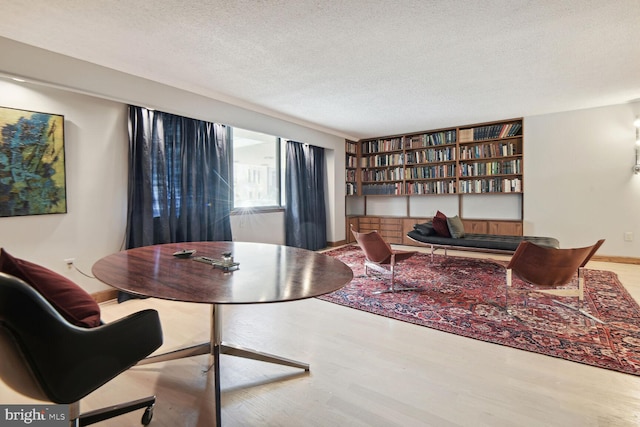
left=319, top=245, right=640, bottom=376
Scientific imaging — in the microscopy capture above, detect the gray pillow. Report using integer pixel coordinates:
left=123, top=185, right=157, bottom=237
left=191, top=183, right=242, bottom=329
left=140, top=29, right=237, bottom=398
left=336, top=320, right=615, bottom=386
left=446, top=215, right=466, bottom=238
left=413, top=222, right=435, bottom=236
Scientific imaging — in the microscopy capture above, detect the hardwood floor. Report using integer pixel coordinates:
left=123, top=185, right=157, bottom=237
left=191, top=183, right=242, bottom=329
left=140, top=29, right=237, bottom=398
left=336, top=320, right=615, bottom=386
left=2, top=247, right=640, bottom=426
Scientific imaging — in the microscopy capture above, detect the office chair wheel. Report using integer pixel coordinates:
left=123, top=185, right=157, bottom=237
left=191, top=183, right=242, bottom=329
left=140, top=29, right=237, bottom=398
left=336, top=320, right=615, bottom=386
left=141, top=405, right=154, bottom=425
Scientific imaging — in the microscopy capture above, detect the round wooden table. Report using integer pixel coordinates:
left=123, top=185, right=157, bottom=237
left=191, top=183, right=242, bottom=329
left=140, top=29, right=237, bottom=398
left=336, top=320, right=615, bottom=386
left=93, top=241, right=353, bottom=426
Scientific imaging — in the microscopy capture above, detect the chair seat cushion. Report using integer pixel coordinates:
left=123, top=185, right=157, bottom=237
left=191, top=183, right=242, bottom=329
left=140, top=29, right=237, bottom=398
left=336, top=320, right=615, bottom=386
left=0, top=249, right=101, bottom=328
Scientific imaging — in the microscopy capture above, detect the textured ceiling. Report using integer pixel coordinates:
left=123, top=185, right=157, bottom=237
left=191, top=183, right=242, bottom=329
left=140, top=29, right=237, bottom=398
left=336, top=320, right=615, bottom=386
left=1, top=1, right=640, bottom=140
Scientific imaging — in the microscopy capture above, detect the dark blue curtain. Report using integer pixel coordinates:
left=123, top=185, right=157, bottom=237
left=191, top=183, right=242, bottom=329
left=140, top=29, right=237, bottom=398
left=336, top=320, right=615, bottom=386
left=285, top=141, right=326, bottom=250
left=125, top=106, right=232, bottom=248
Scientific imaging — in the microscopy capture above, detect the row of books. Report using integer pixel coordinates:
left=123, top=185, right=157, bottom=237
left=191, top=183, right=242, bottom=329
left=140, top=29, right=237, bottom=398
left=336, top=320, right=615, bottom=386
left=361, top=138, right=403, bottom=154
left=346, top=182, right=357, bottom=195
left=459, top=123, right=522, bottom=142
left=360, top=153, right=404, bottom=167
left=346, top=169, right=357, bottom=181
left=405, top=164, right=456, bottom=180
left=405, top=180, right=457, bottom=195
left=352, top=177, right=523, bottom=196
left=346, top=155, right=358, bottom=168
left=357, top=141, right=519, bottom=158
left=362, top=183, right=403, bottom=195
left=458, top=178, right=522, bottom=193
left=405, top=130, right=457, bottom=148
left=405, top=147, right=456, bottom=164
left=346, top=141, right=358, bottom=154
left=354, top=153, right=519, bottom=172
left=361, top=167, right=404, bottom=182
left=459, top=142, right=520, bottom=159
left=458, top=159, right=521, bottom=177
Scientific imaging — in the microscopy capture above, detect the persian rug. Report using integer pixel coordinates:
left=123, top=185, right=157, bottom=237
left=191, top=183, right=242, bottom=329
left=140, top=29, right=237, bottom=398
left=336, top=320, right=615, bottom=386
left=319, top=245, right=640, bottom=376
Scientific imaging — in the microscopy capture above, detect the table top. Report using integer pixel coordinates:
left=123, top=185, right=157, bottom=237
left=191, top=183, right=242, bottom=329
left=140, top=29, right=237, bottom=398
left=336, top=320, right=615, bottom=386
left=92, top=242, right=353, bottom=305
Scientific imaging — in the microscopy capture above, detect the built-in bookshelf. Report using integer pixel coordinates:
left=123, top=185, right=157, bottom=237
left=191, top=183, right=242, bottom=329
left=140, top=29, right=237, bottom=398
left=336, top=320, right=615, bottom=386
left=457, top=120, right=523, bottom=194
left=359, top=137, right=404, bottom=196
left=345, top=140, right=358, bottom=196
left=346, top=118, right=523, bottom=198
left=404, top=129, right=457, bottom=196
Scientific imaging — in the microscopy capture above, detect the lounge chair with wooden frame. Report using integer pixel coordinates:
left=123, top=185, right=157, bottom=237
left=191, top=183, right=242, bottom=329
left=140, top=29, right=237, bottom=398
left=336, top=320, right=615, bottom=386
left=351, top=224, right=419, bottom=294
left=505, top=239, right=605, bottom=323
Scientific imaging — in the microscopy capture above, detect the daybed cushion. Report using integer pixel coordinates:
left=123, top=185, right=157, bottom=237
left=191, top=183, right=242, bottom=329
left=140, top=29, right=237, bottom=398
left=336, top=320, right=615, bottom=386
left=0, top=248, right=101, bottom=328
left=406, top=231, right=560, bottom=252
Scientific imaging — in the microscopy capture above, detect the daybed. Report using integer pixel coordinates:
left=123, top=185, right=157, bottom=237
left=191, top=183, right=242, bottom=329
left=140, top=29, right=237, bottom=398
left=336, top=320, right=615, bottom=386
left=406, top=211, right=559, bottom=261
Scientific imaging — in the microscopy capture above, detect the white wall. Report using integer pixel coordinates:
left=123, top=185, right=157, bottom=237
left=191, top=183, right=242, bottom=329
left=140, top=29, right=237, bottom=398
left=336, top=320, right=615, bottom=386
left=230, top=211, right=285, bottom=245
left=525, top=103, right=640, bottom=257
left=0, top=80, right=129, bottom=293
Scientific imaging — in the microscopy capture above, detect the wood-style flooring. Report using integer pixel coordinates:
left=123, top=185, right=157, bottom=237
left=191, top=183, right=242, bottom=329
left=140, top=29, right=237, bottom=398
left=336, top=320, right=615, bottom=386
left=2, top=247, right=640, bottom=426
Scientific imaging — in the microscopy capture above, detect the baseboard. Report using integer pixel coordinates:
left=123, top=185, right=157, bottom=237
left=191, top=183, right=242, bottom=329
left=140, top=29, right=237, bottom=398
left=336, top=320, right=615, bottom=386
left=593, top=255, right=640, bottom=265
left=92, top=288, right=119, bottom=303
left=327, top=239, right=347, bottom=247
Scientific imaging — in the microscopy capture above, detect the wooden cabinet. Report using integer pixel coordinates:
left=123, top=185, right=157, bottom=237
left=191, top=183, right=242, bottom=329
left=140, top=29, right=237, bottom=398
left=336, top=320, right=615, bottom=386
left=350, top=216, right=403, bottom=244
left=462, top=219, right=522, bottom=236
left=462, top=220, right=489, bottom=234
left=489, top=220, right=523, bottom=236
left=380, top=217, right=403, bottom=244
left=357, top=216, right=380, bottom=232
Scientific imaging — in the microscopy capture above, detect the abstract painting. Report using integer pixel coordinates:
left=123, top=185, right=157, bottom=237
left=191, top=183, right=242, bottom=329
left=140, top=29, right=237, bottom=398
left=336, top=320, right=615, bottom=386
left=0, top=106, right=67, bottom=217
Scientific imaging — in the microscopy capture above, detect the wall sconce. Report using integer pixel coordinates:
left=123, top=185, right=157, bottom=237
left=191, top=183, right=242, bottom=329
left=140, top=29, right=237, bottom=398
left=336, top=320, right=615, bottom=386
left=635, top=117, right=640, bottom=174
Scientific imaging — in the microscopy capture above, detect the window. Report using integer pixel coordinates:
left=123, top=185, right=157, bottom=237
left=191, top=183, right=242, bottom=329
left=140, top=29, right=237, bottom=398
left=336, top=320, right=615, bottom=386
left=231, top=128, right=284, bottom=209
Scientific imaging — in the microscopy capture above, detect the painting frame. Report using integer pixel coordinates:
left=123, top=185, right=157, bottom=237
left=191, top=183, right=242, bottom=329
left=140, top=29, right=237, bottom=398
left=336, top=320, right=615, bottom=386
left=0, top=106, right=67, bottom=217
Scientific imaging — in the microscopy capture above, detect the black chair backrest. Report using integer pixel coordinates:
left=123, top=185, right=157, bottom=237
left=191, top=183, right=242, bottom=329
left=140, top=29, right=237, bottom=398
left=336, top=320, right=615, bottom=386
left=0, top=272, right=163, bottom=404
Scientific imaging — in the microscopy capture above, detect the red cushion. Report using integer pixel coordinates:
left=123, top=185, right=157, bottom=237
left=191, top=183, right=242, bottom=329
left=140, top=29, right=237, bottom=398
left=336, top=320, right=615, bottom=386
left=432, top=211, right=451, bottom=237
left=0, top=249, right=101, bottom=328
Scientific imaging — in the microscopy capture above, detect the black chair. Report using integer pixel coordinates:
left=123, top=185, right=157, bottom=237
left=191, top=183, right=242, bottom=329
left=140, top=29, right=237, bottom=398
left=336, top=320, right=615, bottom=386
left=0, top=272, right=163, bottom=426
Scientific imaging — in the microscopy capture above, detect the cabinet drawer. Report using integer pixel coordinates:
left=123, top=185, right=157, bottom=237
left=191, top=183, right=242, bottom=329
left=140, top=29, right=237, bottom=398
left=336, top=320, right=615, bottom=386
left=380, top=222, right=401, bottom=232
left=463, top=220, right=488, bottom=234
left=383, top=233, right=403, bottom=244
left=359, top=217, right=380, bottom=225
left=489, top=221, right=523, bottom=236
left=359, top=224, right=379, bottom=233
